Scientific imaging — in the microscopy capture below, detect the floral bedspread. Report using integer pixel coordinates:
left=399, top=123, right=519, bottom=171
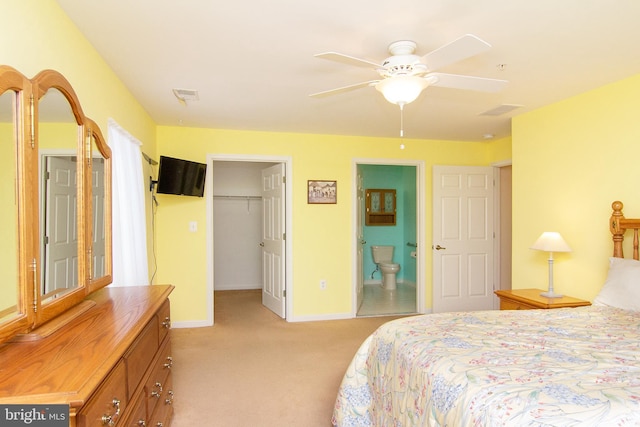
left=332, top=306, right=640, bottom=426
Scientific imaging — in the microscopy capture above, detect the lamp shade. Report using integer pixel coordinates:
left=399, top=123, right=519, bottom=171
left=530, top=232, right=572, bottom=252
left=375, top=76, right=430, bottom=106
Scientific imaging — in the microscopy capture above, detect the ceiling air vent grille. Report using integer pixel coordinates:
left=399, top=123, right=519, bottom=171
left=172, top=88, right=199, bottom=103
left=480, top=104, right=522, bottom=116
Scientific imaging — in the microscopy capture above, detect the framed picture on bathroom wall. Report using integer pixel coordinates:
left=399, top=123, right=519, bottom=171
left=307, top=180, right=337, bottom=204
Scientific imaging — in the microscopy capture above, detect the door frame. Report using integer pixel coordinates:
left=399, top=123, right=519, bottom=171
left=492, top=160, right=512, bottom=309
left=206, top=154, right=293, bottom=324
left=352, top=158, right=426, bottom=316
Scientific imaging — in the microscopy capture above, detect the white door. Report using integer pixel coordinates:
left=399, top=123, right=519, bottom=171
left=261, top=163, right=286, bottom=317
left=432, top=166, right=494, bottom=313
left=43, top=156, right=78, bottom=297
left=356, top=169, right=365, bottom=312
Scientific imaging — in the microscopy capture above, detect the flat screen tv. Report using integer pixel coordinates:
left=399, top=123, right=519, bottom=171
left=156, top=156, right=207, bottom=197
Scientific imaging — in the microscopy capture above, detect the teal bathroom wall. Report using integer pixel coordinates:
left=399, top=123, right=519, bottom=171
left=360, top=164, right=417, bottom=284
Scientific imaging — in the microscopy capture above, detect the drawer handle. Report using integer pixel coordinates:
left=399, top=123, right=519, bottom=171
left=156, top=423, right=163, bottom=427
left=164, top=356, right=173, bottom=369
left=101, top=398, right=121, bottom=426
left=165, top=390, right=174, bottom=405
left=137, top=420, right=147, bottom=427
left=162, top=317, right=171, bottom=329
left=151, top=382, right=163, bottom=398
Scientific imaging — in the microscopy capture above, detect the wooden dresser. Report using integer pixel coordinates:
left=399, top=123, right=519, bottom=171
left=0, top=285, right=175, bottom=427
left=495, top=288, right=591, bottom=310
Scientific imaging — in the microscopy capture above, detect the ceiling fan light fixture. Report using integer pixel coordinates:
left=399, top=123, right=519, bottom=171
left=375, top=76, right=429, bottom=106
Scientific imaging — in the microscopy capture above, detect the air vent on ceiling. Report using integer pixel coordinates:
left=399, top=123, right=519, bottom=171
left=172, top=88, right=199, bottom=103
left=480, top=104, right=522, bottom=116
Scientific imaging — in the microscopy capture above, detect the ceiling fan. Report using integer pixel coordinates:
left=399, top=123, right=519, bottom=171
left=310, top=34, right=508, bottom=107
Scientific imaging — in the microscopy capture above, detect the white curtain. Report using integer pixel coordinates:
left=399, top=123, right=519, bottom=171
left=108, top=119, right=149, bottom=286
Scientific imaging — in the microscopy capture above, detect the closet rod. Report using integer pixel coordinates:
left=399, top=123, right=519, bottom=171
left=213, top=195, right=262, bottom=200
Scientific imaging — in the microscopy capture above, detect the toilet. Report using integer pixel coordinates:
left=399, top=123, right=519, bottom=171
left=371, top=245, right=401, bottom=290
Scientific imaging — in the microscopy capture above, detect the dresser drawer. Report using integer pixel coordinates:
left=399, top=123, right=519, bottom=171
left=500, top=299, right=536, bottom=310
left=158, top=299, right=171, bottom=344
left=145, top=338, right=173, bottom=415
left=121, top=391, right=147, bottom=427
left=124, top=318, right=160, bottom=398
left=149, top=372, right=174, bottom=427
left=77, top=360, right=128, bottom=427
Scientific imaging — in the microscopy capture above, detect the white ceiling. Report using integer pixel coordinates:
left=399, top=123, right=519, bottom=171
left=55, top=0, right=640, bottom=142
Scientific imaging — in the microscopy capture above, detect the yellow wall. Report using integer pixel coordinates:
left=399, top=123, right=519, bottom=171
left=488, top=136, right=512, bottom=164
left=2, top=0, right=158, bottom=283
left=15, top=0, right=638, bottom=325
left=1, top=1, right=155, bottom=143
left=512, top=73, right=640, bottom=301
left=155, top=128, right=491, bottom=322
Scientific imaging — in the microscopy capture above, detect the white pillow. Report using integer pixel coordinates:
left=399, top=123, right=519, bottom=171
left=593, top=257, right=640, bottom=310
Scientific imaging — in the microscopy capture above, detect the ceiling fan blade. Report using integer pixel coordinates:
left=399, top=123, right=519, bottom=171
left=428, top=73, right=508, bottom=92
left=309, top=80, right=380, bottom=98
left=421, top=34, right=492, bottom=71
left=314, top=52, right=382, bottom=69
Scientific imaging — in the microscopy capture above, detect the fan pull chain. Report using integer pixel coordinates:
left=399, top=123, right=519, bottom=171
left=399, top=104, right=406, bottom=149
left=399, top=104, right=404, bottom=138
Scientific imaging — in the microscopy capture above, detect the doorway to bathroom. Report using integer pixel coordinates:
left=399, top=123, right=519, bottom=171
left=206, top=155, right=293, bottom=324
left=354, top=160, right=425, bottom=317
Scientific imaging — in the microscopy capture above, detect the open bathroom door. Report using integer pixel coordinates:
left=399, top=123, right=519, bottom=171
left=356, top=168, right=365, bottom=312
left=261, top=163, right=286, bottom=318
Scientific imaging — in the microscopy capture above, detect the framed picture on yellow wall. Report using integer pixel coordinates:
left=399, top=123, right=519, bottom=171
left=307, top=180, right=337, bottom=204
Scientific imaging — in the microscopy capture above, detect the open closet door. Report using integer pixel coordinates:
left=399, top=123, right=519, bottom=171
left=261, top=163, right=286, bottom=318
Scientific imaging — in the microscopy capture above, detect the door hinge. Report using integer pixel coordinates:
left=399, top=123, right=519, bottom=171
left=283, top=289, right=286, bottom=298
left=282, top=175, right=286, bottom=184
left=282, top=232, right=286, bottom=240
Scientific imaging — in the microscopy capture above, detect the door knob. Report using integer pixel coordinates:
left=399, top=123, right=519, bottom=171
left=433, top=244, right=446, bottom=250
left=360, top=239, right=366, bottom=245
left=259, top=242, right=264, bottom=247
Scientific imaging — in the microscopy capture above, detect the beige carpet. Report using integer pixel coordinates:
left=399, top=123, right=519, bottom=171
left=170, top=290, right=404, bottom=426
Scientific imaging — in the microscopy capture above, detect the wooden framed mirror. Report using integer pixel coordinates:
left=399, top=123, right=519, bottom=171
left=86, top=118, right=112, bottom=293
left=0, top=66, right=33, bottom=343
left=0, top=66, right=112, bottom=342
left=32, top=69, right=88, bottom=326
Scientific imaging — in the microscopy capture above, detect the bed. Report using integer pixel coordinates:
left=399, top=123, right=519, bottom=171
left=332, top=201, right=640, bottom=426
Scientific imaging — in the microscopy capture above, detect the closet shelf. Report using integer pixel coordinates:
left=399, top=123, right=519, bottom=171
left=213, top=195, right=262, bottom=200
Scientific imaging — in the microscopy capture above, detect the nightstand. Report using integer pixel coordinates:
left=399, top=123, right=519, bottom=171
left=495, top=289, right=592, bottom=310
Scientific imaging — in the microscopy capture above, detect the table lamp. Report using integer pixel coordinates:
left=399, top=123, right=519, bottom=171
left=530, top=231, right=572, bottom=298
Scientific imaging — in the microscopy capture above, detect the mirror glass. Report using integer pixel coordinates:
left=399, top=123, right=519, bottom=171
left=38, top=88, right=80, bottom=304
left=91, top=135, right=106, bottom=280
left=0, top=89, right=20, bottom=324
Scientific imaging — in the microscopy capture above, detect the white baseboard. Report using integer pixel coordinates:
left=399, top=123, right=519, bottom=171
left=171, top=320, right=213, bottom=329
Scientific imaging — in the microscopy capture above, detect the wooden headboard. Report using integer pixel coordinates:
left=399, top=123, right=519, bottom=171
left=610, top=201, right=640, bottom=259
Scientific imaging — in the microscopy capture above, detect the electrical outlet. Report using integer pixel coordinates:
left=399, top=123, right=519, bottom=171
left=320, top=280, right=327, bottom=290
